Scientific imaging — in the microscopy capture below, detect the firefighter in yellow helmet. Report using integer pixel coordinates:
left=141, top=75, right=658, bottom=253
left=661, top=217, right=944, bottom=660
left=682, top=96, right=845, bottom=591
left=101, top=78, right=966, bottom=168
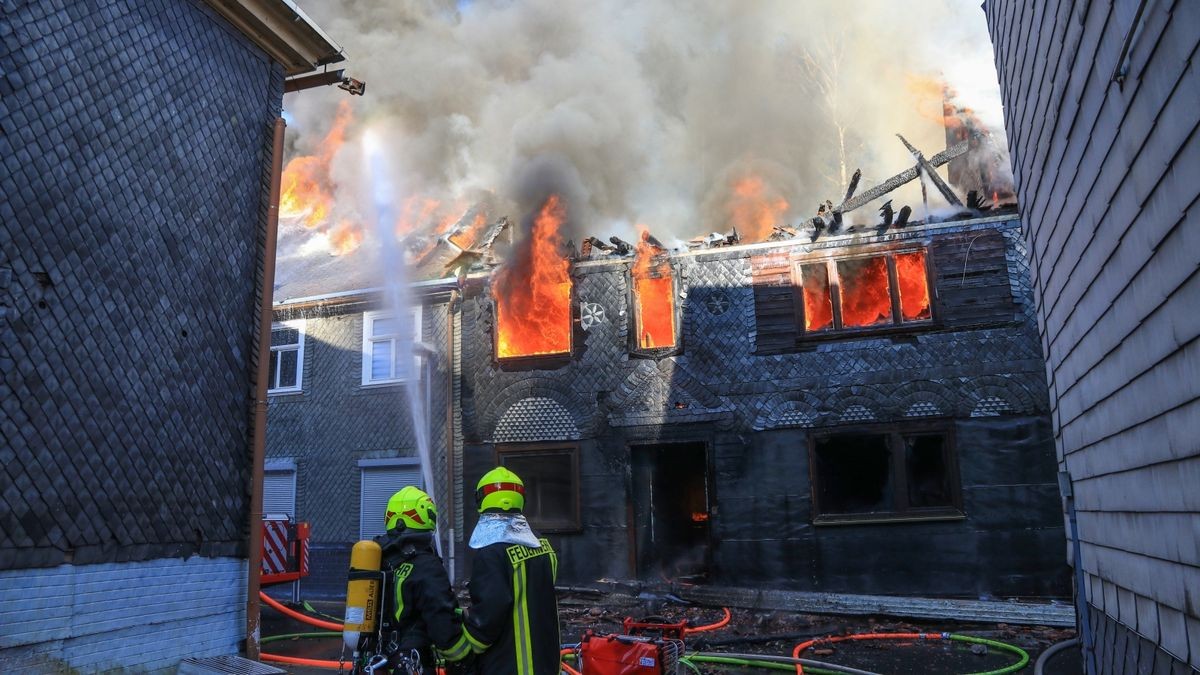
left=462, top=467, right=561, bottom=675
left=376, top=486, right=472, bottom=673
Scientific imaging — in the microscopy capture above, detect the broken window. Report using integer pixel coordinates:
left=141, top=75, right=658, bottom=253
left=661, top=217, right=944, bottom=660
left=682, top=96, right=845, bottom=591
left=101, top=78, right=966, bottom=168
left=497, top=444, right=581, bottom=532
left=810, top=426, right=961, bottom=523
left=796, top=248, right=933, bottom=335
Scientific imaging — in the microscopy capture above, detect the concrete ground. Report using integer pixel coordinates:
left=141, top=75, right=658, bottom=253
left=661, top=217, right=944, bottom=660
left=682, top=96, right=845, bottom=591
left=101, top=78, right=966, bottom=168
left=259, top=591, right=1082, bottom=674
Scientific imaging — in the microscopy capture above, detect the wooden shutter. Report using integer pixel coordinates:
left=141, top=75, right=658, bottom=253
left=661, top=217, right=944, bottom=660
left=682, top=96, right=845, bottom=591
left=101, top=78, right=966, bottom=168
left=752, top=252, right=799, bottom=354
left=359, top=464, right=423, bottom=539
left=930, top=229, right=1016, bottom=327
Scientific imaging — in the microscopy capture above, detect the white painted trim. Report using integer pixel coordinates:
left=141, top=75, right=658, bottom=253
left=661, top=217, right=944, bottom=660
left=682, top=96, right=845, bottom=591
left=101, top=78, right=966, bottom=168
left=265, top=458, right=297, bottom=472
left=360, top=308, right=423, bottom=386
left=273, top=276, right=457, bottom=308
left=267, top=319, right=305, bottom=394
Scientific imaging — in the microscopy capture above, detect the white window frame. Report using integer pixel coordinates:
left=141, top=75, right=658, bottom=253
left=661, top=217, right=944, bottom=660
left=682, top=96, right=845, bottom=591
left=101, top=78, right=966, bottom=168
left=268, top=319, right=305, bottom=394
left=358, top=458, right=423, bottom=539
left=361, top=308, right=423, bottom=386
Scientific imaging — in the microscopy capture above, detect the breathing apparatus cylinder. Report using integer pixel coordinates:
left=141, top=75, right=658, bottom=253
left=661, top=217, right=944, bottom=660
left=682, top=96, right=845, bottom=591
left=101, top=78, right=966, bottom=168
left=343, top=539, right=383, bottom=651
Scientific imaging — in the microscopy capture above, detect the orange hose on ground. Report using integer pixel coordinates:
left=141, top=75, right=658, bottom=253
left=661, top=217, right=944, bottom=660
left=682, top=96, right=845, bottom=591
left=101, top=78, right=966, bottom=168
left=792, top=632, right=948, bottom=674
left=684, top=607, right=732, bottom=634
left=260, top=652, right=353, bottom=670
left=260, top=591, right=344, bottom=631
left=561, top=647, right=582, bottom=675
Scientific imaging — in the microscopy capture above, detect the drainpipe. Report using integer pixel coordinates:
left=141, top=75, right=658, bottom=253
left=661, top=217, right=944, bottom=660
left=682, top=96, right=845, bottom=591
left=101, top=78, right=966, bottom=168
left=445, top=289, right=459, bottom=582
left=246, top=117, right=286, bottom=660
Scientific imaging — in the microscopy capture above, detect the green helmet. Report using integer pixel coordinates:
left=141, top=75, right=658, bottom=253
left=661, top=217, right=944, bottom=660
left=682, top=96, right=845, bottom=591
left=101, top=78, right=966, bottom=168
left=385, top=486, right=437, bottom=531
left=475, top=467, right=525, bottom=514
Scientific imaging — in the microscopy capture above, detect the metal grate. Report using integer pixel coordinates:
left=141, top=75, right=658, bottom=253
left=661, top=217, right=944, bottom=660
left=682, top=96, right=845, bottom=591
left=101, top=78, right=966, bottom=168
left=177, top=655, right=286, bottom=674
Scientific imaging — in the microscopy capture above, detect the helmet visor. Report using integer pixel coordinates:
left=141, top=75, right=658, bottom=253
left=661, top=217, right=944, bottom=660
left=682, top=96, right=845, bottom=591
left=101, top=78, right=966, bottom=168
left=474, top=480, right=525, bottom=508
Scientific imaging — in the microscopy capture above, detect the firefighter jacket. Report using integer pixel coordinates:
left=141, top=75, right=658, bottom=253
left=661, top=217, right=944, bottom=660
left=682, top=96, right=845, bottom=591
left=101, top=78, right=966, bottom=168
left=376, top=529, right=472, bottom=667
left=463, top=536, right=560, bottom=675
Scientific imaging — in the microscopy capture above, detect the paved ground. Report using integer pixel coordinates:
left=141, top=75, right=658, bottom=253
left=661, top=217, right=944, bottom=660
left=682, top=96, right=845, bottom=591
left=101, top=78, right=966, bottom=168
left=259, top=591, right=1082, bottom=674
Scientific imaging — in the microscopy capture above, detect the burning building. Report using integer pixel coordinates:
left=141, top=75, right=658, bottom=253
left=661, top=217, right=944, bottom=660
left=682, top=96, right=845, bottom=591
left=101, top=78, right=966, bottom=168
left=266, top=202, right=1069, bottom=604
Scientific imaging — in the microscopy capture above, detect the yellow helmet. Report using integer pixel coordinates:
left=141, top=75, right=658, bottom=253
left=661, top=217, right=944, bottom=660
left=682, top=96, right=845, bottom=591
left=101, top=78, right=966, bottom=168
left=385, top=486, right=437, bottom=531
left=475, top=467, right=525, bottom=514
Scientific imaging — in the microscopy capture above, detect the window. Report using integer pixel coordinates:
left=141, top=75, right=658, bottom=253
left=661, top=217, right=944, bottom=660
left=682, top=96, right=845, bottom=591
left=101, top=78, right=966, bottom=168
left=810, top=426, right=961, bottom=524
left=361, top=308, right=423, bottom=386
left=268, top=320, right=305, bottom=393
left=797, top=248, right=933, bottom=335
left=263, top=459, right=297, bottom=519
left=496, top=444, right=581, bottom=532
left=359, top=459, right=422, bottom=539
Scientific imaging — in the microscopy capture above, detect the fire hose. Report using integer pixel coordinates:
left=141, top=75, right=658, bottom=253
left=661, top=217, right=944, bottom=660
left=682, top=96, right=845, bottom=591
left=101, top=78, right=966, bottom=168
left=792, top=632, right=1030, bottom=675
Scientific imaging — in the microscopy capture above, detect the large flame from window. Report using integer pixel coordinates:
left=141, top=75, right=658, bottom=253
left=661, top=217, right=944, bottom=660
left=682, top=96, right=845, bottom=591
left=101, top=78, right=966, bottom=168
left=894, top=250, right=931, bottom=321
left=800, top=262, right=834, bottom=332
left=838, top=256, right=893, bottom=328
left=632, top=225, right=676, bottom=349
left=492, top=195, right=572, bottom=359
left=726, top=175, right=789, bottom=244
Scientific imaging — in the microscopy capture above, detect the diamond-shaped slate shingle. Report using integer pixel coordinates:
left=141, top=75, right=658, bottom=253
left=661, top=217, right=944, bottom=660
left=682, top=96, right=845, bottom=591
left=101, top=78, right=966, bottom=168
left=492, top=397, right=580, bottom=443
left=971, top=396, right=1014, bottom=417
left=2, top=0, right=284, bottom=569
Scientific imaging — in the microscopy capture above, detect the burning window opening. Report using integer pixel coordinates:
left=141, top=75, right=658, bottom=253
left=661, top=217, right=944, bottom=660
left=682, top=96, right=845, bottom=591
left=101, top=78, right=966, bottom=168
left=492, top=195, right=574, bottom=360
left=631, top=227, right=678, bottom=351
left=799, top=249, right=932, bottom=334
left=812, top=429, right=961, bottom=522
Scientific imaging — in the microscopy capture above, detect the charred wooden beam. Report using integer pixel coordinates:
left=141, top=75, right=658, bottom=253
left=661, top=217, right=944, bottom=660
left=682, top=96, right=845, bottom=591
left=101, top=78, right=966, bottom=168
left=876, top=200, right=894, bottom=236
left=586, top=236, right=615, bottom=252
left=897, top=134, right=964, bottom=207
left=608, top=235, right=634, bottom=255
left=833, top=138, right=970, bottom=215
left=895, top=205, right=912, bottom=227
left=844, top=168, right=862, bottom=202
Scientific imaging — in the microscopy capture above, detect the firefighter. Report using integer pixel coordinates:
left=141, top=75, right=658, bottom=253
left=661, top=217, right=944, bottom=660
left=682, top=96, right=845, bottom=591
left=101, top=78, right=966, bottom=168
left=376, top=486, right=473, bottom=673
left=462, top=467, right=561, bottom=675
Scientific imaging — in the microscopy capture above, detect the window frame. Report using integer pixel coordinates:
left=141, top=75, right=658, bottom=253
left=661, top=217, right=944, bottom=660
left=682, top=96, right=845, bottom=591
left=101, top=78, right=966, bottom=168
left=361, top=308, right=424, bottom=387
left=627, top=261, right=684, bottom=358
left=494, top=442, right=582, bottom=533
left=808, top=421, right=964, bottom=526
left=793, top=246, right=936, bottom=339
left=268, top=319, right=305, bottom=394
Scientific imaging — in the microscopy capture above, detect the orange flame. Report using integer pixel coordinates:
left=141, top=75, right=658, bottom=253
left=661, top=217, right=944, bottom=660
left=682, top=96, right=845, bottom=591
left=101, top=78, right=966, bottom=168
left=727, top=175, right=788, bottom=243
left=279, top=101, right=364, bottom=255
left=492, top=195, right=573, bottom=358
left=800, top=262, right=834, bottom=332
left=894, top=250, right=931, bottom=321
left=838, top=256, right=893, bottom=328
left=448, top=211, right=491, bottom=250
left=632, top=225, right=676, bottom=349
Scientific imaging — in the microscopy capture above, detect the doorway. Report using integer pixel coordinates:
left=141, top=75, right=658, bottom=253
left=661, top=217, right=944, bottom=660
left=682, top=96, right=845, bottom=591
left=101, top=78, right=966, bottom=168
left=630, top=442, right=711, bottom=582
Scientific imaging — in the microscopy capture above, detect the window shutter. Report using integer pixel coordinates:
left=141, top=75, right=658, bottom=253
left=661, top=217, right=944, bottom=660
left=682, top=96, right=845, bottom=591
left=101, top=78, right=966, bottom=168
left=359, top=465, right=423, bottom=539
left=930, top=229, right=1016, bottom=327
left=263, top=470, right=296, bottom=519
left=752, top=252, right=799, bottom=354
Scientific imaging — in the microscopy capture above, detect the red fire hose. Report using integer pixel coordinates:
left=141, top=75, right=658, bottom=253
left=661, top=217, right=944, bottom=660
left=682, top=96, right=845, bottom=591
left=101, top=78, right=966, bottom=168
left=259, top=591, right=344, bottom=631
left=684, top=607, right=732, bottom=634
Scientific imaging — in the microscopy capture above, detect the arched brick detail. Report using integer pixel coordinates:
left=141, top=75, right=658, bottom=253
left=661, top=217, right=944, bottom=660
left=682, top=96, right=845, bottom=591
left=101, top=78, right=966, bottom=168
left=752, top=391, right=823, bottom=430
left=493, top=397, right=580, bottom=442
left=891, top=380, right=960, bottom=419
left=479, top=378, right=594, bottom=442
left=824, top=385, right=891, bottom=424
left=963, top=375, right=1040, bottom=416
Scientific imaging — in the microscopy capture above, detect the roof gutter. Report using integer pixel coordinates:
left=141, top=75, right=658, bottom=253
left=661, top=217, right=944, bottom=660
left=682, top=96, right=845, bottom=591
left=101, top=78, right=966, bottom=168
left=202, top=0, right=344, bottom=76
left=273, top=276, right=460, bottom=308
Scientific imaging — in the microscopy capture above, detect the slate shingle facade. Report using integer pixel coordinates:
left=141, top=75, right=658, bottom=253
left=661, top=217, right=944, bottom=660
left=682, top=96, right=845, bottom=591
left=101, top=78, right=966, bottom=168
left=1, top=0, right=284, bottom=670
left=986, top=0, right=1200, bottom=670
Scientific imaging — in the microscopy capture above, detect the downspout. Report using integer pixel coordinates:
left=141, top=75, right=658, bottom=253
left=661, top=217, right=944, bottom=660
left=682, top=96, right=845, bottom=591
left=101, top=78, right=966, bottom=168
left=445, top=289, right=459, bottom=582
left=247, top=117, right=287, bottom=660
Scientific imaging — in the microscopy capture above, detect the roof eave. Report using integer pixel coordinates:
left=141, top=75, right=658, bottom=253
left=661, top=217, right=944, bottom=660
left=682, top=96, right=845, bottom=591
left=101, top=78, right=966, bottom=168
left=203, top=0, right=345, bottom=77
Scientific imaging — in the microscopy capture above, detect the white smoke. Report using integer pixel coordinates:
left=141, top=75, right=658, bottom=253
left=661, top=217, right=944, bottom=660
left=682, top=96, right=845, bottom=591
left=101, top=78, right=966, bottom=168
left=281, top=0, right=1007, bottom=250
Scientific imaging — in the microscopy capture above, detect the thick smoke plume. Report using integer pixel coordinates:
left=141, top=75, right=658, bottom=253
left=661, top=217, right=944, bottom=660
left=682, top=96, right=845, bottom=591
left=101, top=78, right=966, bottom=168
left=281, top=0, right=1009, bottom=260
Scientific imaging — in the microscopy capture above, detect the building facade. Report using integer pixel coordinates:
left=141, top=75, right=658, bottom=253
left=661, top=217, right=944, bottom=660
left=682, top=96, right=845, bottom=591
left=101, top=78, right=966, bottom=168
left=0, top=0, right=340, bottom=671
left=270, top=215, right=1069, bottom=601
left=986, top=0, right=1200, bottom=670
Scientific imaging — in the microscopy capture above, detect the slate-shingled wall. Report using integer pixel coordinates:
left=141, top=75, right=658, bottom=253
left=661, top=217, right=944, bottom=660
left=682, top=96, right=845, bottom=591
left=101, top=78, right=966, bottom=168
left=985, top=0, right=1200, bottom=670
left=0, top=0, right=283, bottom=670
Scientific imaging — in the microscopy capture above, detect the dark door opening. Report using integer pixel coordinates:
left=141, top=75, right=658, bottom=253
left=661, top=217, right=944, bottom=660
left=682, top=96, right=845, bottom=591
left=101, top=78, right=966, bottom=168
left=631, top=442, right=711, bottom=583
